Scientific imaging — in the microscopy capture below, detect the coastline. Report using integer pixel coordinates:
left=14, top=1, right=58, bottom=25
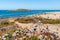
left=0, top=12, right=60, bottom=40
left=1, top=10, right=60, bottom=19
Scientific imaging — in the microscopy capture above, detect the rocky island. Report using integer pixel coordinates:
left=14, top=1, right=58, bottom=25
left=9, top=9, right=32, bottom=12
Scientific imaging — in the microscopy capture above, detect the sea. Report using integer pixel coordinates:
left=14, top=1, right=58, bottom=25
left=0, top=10, right=60, bottom=18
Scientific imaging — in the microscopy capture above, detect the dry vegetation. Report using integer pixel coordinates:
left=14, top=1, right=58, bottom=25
left=0, top=16, right=60, bottom=40
left=39, top=18, right=60, bottom=24
left=15, top=17, right=60, bottom=24
left=15, top=18, right=37, bottom=23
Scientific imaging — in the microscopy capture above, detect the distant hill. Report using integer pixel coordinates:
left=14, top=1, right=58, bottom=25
left=8, top=9, right=32, bottom=12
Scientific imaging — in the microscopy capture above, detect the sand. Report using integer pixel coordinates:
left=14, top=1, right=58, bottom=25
left=39, top=12, right=60, bottom=19
left=8, top=12, right=60, bottom=39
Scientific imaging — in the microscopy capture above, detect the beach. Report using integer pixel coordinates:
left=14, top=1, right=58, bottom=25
left=0, top=12, right=60, bottom=40
left=39, top=12, right=60, bottom=19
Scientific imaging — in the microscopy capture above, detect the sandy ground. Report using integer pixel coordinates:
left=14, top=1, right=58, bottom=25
left=39, top=12, right=60, bottom=19
left=14, top=21, right=60, bottom=37
left=8, top=12, right=60, bottom=38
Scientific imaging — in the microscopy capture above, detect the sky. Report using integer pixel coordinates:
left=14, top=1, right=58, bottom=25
left=0, top=0, right=60, bottom=10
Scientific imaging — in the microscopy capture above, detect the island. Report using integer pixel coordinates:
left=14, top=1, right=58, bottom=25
left=8, top=9, right=32, bottom=12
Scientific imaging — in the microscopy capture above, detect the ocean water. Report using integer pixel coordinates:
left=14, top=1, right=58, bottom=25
left=0, top=10, right=60, bottom=18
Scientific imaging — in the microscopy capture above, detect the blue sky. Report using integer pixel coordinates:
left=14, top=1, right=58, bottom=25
left=0, top=0, right=60, bottom=10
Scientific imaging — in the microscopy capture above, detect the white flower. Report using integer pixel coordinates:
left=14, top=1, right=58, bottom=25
left=15, top=30, right=19, bottom=33
left=4, top=34, right=8, bottom=36
left=12, top=33, right=16, bottom=36
left=38, top=35, right=45, bottom=40
left=15, top=39, right=17, bottom=40
left=2, top=36, right=5, bottom=38
left=2, top=38, right=6, bottom=40
left=19, top=38, right=22, bottom=40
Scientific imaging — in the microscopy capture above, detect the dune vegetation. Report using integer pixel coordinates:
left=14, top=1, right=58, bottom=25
left=39, top=18, right=60, bottom=24
left=0, top=16, right=60, bottom=40
left=15, top=17, right=60, bottom=24
left=15, top=18, right=37, bottom=23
